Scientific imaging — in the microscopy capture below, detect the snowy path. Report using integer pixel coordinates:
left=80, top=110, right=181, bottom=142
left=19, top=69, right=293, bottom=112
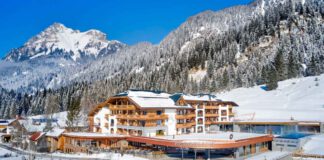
left=0, top=143, right=147, bottom=160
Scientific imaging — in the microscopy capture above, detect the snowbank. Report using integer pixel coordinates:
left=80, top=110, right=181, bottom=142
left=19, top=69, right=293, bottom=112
left=218, top=74, right=324, bottom=121
left=302, top=134, right=324, bottom=156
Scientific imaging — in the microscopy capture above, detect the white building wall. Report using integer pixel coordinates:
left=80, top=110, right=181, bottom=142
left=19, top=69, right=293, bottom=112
left=93, top=107, right=111, bottom=133
left=165, top=109, right=177, bottom=136
left=108, top=115, right=117, bottom=134
left=219, top=105, right=229, bottom=122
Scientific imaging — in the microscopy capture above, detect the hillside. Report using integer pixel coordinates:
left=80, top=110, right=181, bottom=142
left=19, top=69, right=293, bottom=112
left=0, top=0, right=323, bottom=118
left=218, top=74, right=324, bottom=121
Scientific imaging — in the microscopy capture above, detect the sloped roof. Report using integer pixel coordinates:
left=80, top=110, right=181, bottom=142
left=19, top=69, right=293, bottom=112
left=46, top=128, right=65, bottom=138
left=124, top=90, right=192, bottom=109
left=30, top=132, right=45, bottom=141
left=182, top=94, right=219, bottom=101
left=89, top=90, right=238, bottom=114
left=0, top=119, right=16, bottom=126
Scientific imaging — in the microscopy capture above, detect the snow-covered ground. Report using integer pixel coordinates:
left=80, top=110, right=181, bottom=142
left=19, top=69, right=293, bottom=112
left=0, top=147, right=24, bottom=160
left=0, top=144, right=148, bottom=160
left=218, top=74, right=324, bottom=122
left=302, top=134, right=324, bottom=156
left=246, top=151, right=290, bottom=160
left=51, top=152, right=148, bottom=160
left=20, top=111, right=87, bottom=133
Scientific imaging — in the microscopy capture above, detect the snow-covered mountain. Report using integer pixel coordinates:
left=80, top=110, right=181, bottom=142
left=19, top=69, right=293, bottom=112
left=4, top=23, right=125, bottom=62
left=0, top=0, right=323, bottom=118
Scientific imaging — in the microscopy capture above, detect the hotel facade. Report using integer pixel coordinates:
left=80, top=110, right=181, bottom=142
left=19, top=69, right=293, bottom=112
left=88, top=90, right=238, bottom=137
left=58, top=90, right=274, bottom=159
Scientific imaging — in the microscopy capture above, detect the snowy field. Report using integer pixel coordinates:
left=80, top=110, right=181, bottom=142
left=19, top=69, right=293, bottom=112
left=218, top=74, right=324, bottom=122
left=246, top=151, right=290, bottom=160
left=0, top=147, right=25, bottom=160
left=302, top=134, right=324, bottom=156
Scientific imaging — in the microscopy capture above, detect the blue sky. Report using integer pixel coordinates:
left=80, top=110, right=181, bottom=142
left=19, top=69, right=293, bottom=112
left=0, top=0, right=252, bottom=58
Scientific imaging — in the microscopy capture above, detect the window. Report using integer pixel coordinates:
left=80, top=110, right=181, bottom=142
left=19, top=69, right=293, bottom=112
left=157, top=120, right=162, bottom=126
left=156, top=111, right=162, bottom=115
left=288, top=144, right=297, bottom=147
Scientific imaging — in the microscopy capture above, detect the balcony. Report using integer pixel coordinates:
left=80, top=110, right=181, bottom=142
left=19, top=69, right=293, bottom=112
left=116, top=114, right=168, bottom=120
left=205, top=121, right=212, bottom=125
left=205, top=106, right=219, bottom=109
left=176, top=122, right=195, bottom=128
left=93, top=123, right=100, bottom=127
left=117, top=124, right=167, bottom=130
left=175, top=114, right=195, bottom=119
left=221, top=112, right=227, bottom=116
left=110, top=105, right=136, bottom=110
left=205, top=113, right=218, bottom=117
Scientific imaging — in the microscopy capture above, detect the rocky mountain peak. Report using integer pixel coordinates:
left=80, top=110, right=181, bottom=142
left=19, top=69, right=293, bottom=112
left=4, top=23, right=125, bottom=62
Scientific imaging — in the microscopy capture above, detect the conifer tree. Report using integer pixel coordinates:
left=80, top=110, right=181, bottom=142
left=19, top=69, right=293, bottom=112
left=287, top=51, right=298, bottom=78
left=274, top=47, right=285, bottom=80
left=266, top=66, right=278, bottom=90
left=66, top=97, right=81, bottom=127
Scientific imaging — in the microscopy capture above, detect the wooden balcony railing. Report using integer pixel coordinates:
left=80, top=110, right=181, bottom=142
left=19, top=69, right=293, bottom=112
left=205, top=106, right=219, bottom=109
left=176, top=122, right=195, bottom=128
left=118, top=122, right=165, bottom=128
left=110, top=105, right=136, bottom=110
left=175, top=114, right=195, bottom=119
left=205, top=113, right=218, bottom=117
left=205, top=121, right=212, bottom=125
left=116, top=114, right=168, bottom=120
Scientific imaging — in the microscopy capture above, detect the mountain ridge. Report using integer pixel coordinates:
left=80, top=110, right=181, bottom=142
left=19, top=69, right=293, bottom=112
left=0, top=0, right=323, bottom=119
left=4, top=22, right=125, bottom=62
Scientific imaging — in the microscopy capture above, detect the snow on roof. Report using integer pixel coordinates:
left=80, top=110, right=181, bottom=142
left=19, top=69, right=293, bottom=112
left=129, top=96, right=191, bottom=109
left=0, top=120, right=9, bottom=126
left=235, top=118, right=298, bottom=123
left=0, top=119, right=15, bottom=126
left=116, top=90, right=192, bottom=109
left=46, top=128, right=65, bottom=138
left=302, top=134, right=324, bottom=156
left=113, top=90, right=235, bottom=109
left=182, top=94, right=219, bottom=101
left=157, top=132, right=268, bottom=141
left=116, top=90, right=170, bottom=98
left=63, top=132, right=125, bottom=138
left=30, top=132, right=45, bottom=141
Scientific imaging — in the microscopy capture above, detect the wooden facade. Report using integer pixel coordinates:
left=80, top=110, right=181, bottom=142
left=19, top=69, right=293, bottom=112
left=62, top=134, right=126, bottom=153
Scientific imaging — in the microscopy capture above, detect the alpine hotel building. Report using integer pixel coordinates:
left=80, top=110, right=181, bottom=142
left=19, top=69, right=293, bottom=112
left=88, top=90, right=237, bottom=136
left=62, top=90, right=273, bottom=159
